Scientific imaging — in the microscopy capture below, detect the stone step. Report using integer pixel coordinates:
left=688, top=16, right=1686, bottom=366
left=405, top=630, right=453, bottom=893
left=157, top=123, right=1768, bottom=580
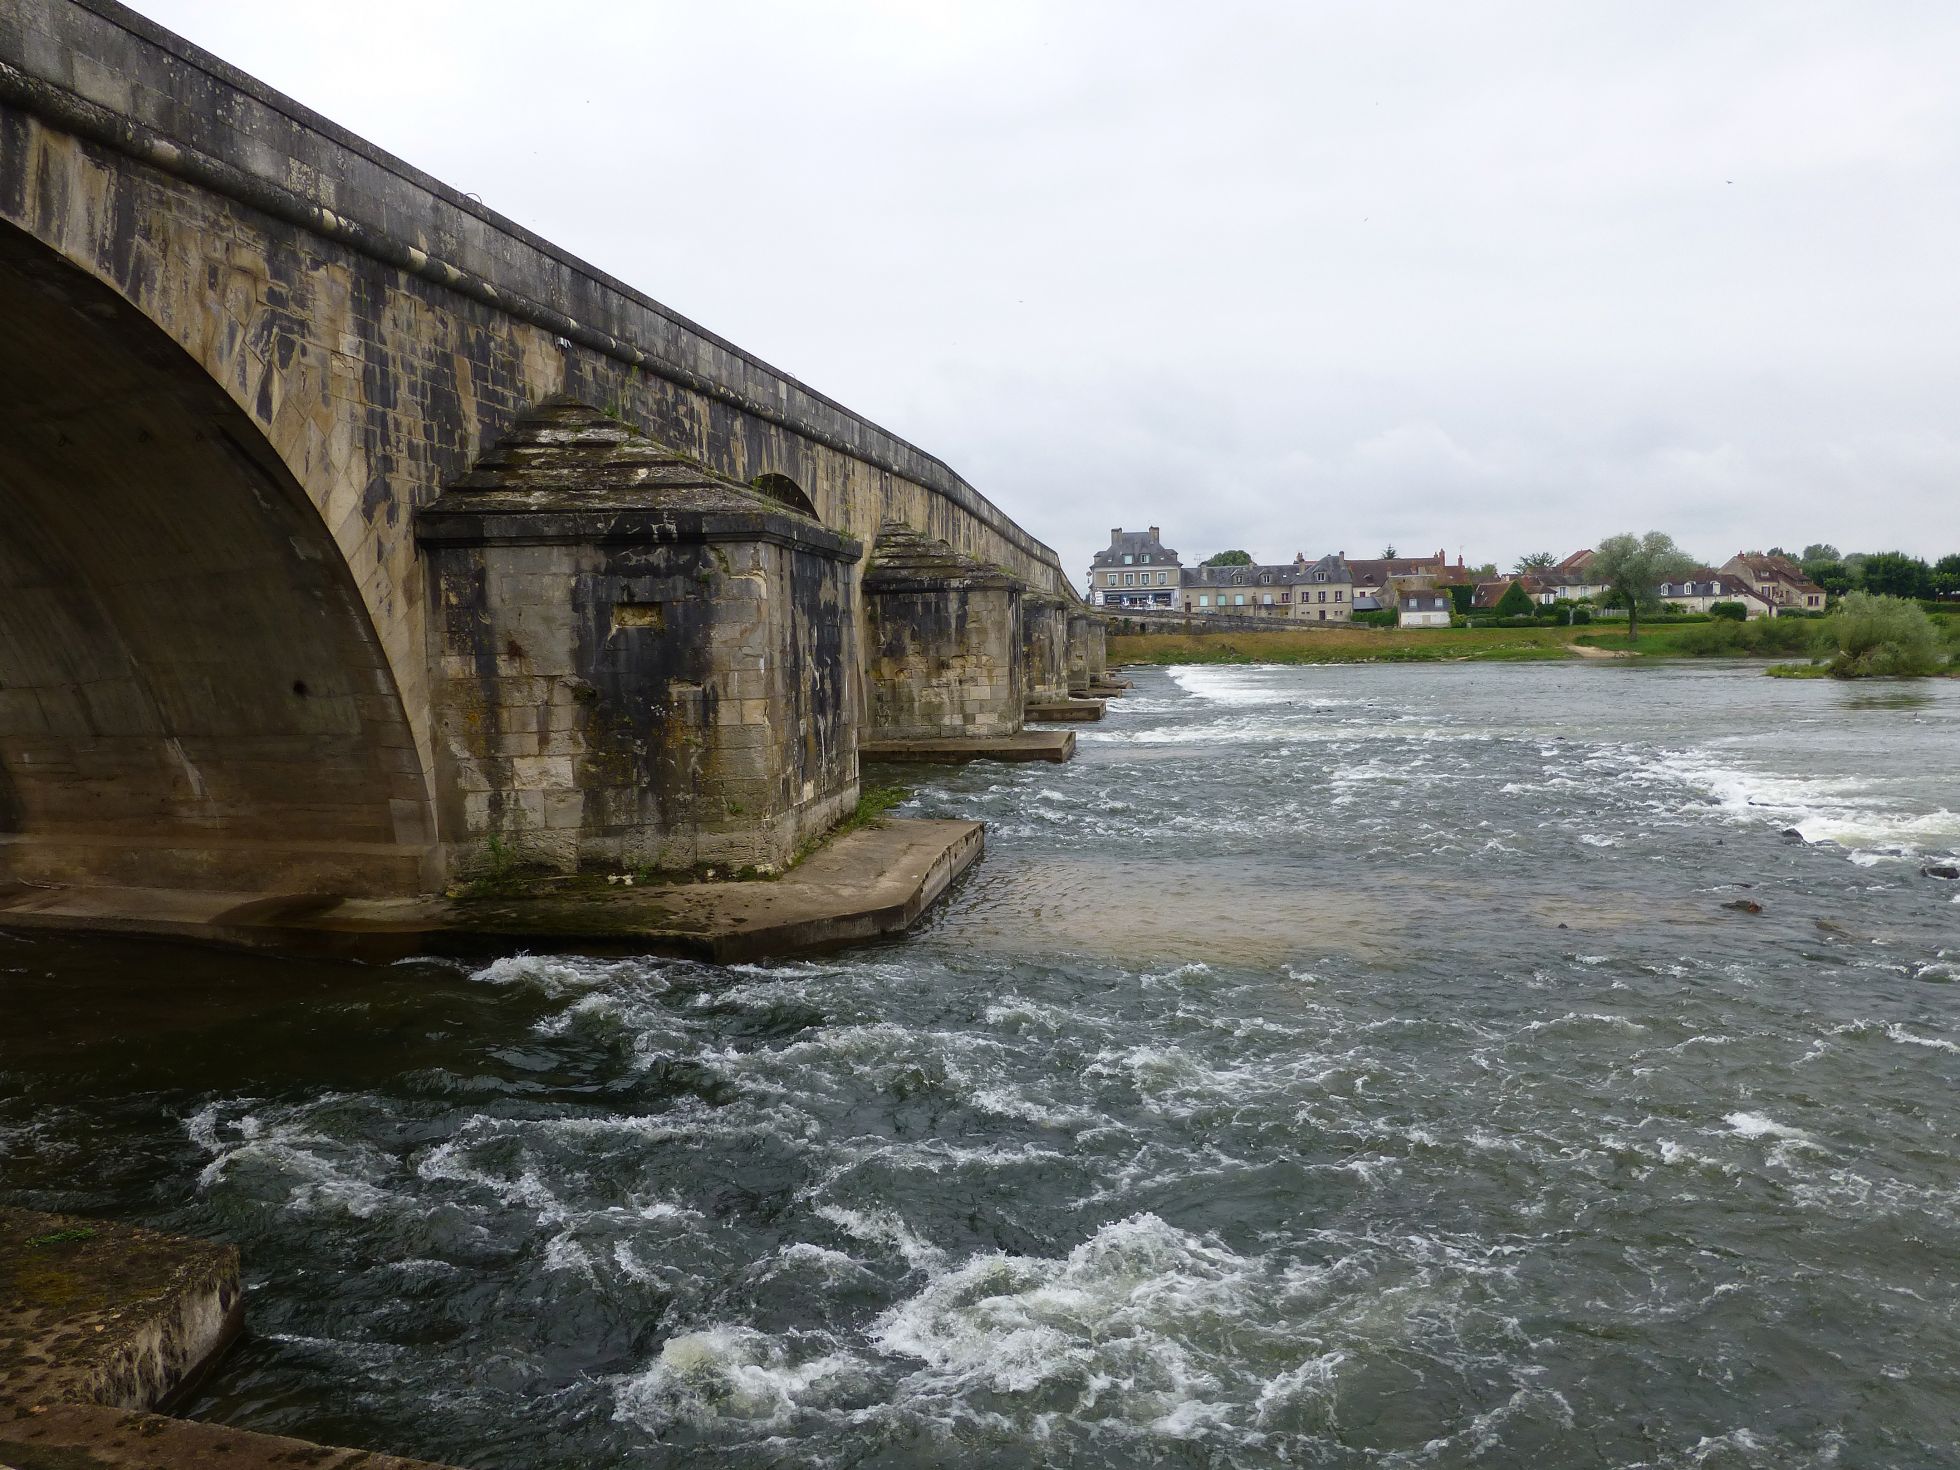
left=860, top=730, right=1075, bottom=764
left=1025, top=699, right=1105, bottom=722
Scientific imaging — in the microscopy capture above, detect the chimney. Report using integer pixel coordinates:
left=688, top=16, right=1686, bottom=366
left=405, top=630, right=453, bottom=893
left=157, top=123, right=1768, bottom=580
left=1148, top=526, right=1160, bottom=540
left=1111, top=527, right=1122, bottom=540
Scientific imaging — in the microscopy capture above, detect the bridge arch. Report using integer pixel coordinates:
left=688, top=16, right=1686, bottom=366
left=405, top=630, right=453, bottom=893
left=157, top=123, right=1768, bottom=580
left=0, top=219, right=434, bottom=895
left=749, top=472, right=820, bottom=519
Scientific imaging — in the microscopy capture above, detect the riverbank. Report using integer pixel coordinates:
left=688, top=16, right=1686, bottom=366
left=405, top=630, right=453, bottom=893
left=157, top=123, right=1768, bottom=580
left=1110, top=624, right=1586, bottom=665
left=1111, top=620, right=1958, bottom=670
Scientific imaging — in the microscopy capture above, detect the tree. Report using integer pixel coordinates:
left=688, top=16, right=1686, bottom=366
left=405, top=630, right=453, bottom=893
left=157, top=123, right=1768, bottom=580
left=1380, top=545, right=1399, bottom=558
left=1859, top=551, right=1931, bottom=600
left=1933, top=553, right=1960, bottom=599
left=1801, top=543, right=1840, bottom=563
left=1514, top=552, right=1557, bottom=574
left=1592, top=532, right=1697, bottom=644
left=1494, top=581, right=1534, bottom=617
left=1201, top=549, right=1253, bottom=567
left=1806, top=559, right=1855, bottom=596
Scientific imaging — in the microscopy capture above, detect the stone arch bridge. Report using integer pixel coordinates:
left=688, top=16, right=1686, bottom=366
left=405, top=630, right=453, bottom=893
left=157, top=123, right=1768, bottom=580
left=0, top=0, right=1105, bottom=899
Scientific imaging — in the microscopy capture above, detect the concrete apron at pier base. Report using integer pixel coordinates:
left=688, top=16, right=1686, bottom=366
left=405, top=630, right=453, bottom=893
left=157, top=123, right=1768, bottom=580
left=0, top=1206, right=459, bottom=1470
left=0, top=820, right=981, bottom=965
left=1024, top=698, right=1106, bottom=722
left=860, top=730, right=1075, bottom=764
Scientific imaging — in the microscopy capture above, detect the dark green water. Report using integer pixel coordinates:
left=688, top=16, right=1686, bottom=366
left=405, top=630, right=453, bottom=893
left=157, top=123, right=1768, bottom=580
left=4, top=662, right=1959, bottom=1468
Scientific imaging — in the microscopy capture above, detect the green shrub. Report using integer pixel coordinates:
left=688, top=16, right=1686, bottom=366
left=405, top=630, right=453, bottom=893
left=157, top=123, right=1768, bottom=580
left=1710, top=601, right=1748, bottom=622
left=1826, top=592, right=1943, bottom=677
left=1494, top=582, right=1534, bottom=617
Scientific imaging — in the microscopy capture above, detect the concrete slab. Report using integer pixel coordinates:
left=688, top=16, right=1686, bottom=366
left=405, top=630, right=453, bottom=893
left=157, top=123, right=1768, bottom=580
left=1025, top=699, right=1105, bottom=722
left=0, top=820, right=985, bottom=963
left=0, top=1207, right=240, bottom=1414
left=860, top=730, right=1076, bottom=765
left=0, top=1405, right=458, bottom=1470
left=0, top=1207, right=457, bottom=1469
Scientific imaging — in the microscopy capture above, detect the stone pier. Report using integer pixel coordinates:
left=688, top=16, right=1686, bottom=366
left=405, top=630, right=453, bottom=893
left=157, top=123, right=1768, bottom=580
left=1066, top=611, right=1105, bottom=694
left=417, top=402, right=862, bottom=879
left=859, top=525, right=1073, bottom=764
left=1021, top=594, right=1072, bottom=702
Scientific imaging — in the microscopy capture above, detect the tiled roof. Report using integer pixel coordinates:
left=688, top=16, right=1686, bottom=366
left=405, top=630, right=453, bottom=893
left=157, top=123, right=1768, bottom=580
left=1091, top=529, right=1181, bottom=568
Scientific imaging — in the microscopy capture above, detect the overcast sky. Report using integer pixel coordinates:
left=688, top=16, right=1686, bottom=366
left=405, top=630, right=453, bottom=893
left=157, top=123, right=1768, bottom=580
left=132, top=1, right=1960, bottom=581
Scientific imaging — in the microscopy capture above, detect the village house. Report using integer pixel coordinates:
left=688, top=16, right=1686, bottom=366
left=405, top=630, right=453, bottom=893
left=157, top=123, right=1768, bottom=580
left=1658, top=569, right=1773, bottom=617
left=1346, top=549, right=1458, bottom=612
left=1088, top=526, right=1181, bottom=609
left=1180, top=553, right=1354, bottom=621
left=1720, top=552, right=1827, bottom=614
left=1398, top=592, right=1452, bottom=628
left=1543, top=549, right=1606, bottom=602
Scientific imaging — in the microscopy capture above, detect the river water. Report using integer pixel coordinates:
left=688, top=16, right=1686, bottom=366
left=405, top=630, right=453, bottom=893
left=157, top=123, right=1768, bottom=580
left=4, top=661, right=1960, bottom=1468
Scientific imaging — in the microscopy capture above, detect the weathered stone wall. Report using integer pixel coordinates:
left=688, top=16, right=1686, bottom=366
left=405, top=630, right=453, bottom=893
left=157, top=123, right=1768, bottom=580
left=1085, top=618, right=1109, bottom=681
left=864, top=587, right=1025, bottom=742
left=424, top=535, right=858, bottom=875
left=1066, top=612, right=1097, bottom=693
left=1022, top=597, right=1071, bottom=701
left=418, top=404, right=861, bottom=876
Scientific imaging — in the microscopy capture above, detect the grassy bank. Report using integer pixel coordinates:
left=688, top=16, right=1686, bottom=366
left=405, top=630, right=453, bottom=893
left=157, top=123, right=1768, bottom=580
left=1108, top=625, right=1591, bottom=665
left=1112, top=617, right=1959, bottom=673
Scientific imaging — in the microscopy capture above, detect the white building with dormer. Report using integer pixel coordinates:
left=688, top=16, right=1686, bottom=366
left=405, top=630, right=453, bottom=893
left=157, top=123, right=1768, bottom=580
left=1088, top=526, right=1181, bottom=608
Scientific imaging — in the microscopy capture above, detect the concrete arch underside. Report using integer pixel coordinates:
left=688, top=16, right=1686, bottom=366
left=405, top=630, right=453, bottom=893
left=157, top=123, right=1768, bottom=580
left=0, top=220, right=434, bottom=896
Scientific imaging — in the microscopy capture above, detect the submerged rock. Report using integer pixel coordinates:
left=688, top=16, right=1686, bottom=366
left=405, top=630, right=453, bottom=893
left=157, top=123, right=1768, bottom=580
left=1723, top=899, right=1764, bottom=915
left=1781, top=828, right=1806, bottom=842
left=1922, top=863, right=1959, bottom=880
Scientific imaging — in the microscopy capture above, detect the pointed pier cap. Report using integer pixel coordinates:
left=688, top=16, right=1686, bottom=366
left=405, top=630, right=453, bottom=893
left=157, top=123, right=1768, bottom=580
left=862, top=522, right=1022, bottom=593
left=417, top=399, right=858, bottom=558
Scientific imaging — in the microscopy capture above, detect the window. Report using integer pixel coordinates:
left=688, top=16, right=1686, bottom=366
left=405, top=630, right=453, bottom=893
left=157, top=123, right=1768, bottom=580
left=1261, top=573, right=1272, bottom=585
left=1122, top=554, right=1133, bottom=565
left=1157, top=572, right=1167, bottom=585
left=1335, top=590, right=1344, bottom=602
left=1233, top=574, right=1243, bottom=585
left=1123, top=572, right=1135, bottom=586
left=1106, top=573, right=1119, bottom=586
left=1318, top=590, right=1327, bottom=602
left=1234, top=594, right=1245, bottom=606
left=1199, top=595, right=1210, bottom=607
left=1262, top=594, right=1274, bottom=605
left=1141, top=554, right=1151, bottom=564
left=1316, top=571, right=1325, bottom=582
left=1280, top=591, right=1290, bottom=603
